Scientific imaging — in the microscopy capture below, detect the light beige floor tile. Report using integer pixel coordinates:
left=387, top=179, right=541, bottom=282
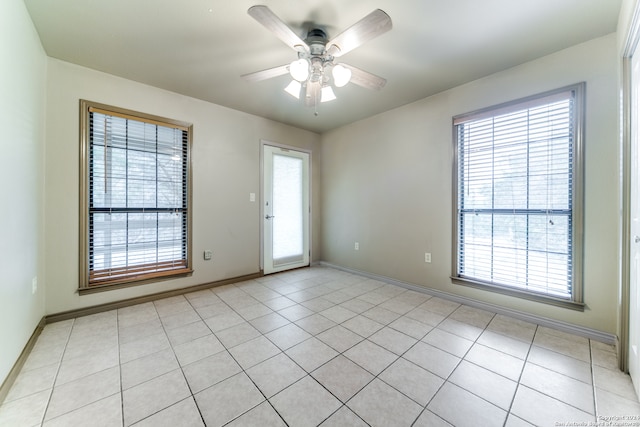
left=173, top=334, right=224, bottom=366
left=486, top=314, right=537, bottom=343
left=195, top=372, right=264, bottom=426
left=403, top=342, right=460, bottom=379
left=4, top=363, right=58, bottom=403
left=286, top=337, right=338, bottom=372
left=320, top=306, right=357, bottom=323
left=43, top=393, right=122, bottom=427
left=278, top=304, right=315, bottom=322
left=533, top=329, right=590, bottom=362
left=300, top=297, right=335, bottom=312
left=250, top=312, right=290, bottom=334
left=0, top=388, right=50, bottom=427
left=120, top=332, right=170, bottom=364
left=504, top=414, right=536, bottom=427
left=591, top=346, right=619, bottom=370
left=234, top=302, right=273, bottom=321
left=159, top=309, right=200, bottom=330
left=203, top=311, right=245, bottom=333
left=593, top=365, right=639, bottom=402
left=357, top=291, right=393, bottom=305
left=423, top=328, right=474, bottom=358
left=341, top=315, right=384, bottom=338
left=228, top=335, right=281, bottom=369
left=361, top=306, right=402, bottom=325
left=412, top=410, right=454, bottom=427
left=56, top=346, right=119, bottom=386
left=117, top=303, right=158, bottom=329
left=122, top=369, right=191, bottom=426
left=510, top=385, right=594, bottom=426
left=368, top=327, right=417, bottom=355
left=595, top=387, right=640, bottom=417
left=316, top=325, right=364, bottom=353
left=465, top=343, right=525, bottom=381
left=348, top=378, right=423, bottom=427
left=215, top=322, right=260, bottom=348
left=312, top=355, right=374, bottom=402
left=389, top=316, right=434, bottom=339
left=295, top=313, right=337, bottom=335
left=21, top=345, right=65, bottom=372
left=448, top=305, right=495, bottom=329
left=477, top=330, right=531, bottom=359
left=428, top=382, right=507, bottom=427
left=182, top=350, right=242, bottom=393
left=437, top=318, right=483, bottom=341
left=165, top=320, right=211, bottom=347
left=323, top=290, right=352, bottom=304
left=379, top=357, right=443, bottom=406
left=378, top=298, right=418, bottom=315
left=132, top=397, right=204, bottom=427
left=263, top=296, right=297, bottom=311
left=45, top=366, right=120, bottom=421
left=63, top=331, right=118, bottom=361
left=405, top=307, right=446, bottom=327
left=246, top=353, right=306, bottom=398
left=527, top=345, right=592, bottom=384
left=344, top=340, right=397, bottom=375
left=320, top=406, right=368, bottom=427
left=225, top=401, right=286, bottom=427
left=591, top=340, right=616, bottom=354
left=195, top=302, right=233, bottom=320
left=270, top=376, right=342, bottom=427
left=419, top=297, right=461, bottom=317
left=121, top=348, right=179, bottom=390
left=154, top=298, right=192, bottom=318
left=118, top=318, right=164, bottom=345
left=265, top=323, right=312, bottom=350
left=449, top=360, right=518, bottom=410
left=339, top=298, right=374, bottom=314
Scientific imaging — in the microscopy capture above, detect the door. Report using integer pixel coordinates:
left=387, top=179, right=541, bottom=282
left=629, top=52, right=640, bottom=398
left=262, top=144, right=310, bottom=274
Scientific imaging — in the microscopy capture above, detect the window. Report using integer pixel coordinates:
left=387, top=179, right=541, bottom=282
left=79, top=100, right=192, bottom=291
left=452, top=83, right=585, bottom=308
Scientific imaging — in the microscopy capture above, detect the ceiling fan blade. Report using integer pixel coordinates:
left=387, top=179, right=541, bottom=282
left=304, top=81, right=321, bottom=107
left=248, top=5, right=309, bottom=54
left=341, top=64, right=387, bottom=91
left=241, top=64, right=289, bottom=82
left=326, top=9, right=392, bottom=57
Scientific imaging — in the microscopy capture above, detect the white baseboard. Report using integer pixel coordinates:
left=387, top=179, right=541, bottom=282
left=318, top=261, right=617, bottom=345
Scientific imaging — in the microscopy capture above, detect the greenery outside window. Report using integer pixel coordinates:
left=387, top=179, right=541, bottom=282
left=451, top=83, right=585, bottom=309
left=79, top=100, right=192, bottom=291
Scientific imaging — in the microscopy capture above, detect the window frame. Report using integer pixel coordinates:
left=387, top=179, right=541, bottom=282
left=451, top=83, right=585, bottom=310
left=79, top=100, right=193, bottom=293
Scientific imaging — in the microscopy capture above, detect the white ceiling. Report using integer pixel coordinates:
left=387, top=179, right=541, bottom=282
left=24, top=0, right=621, bottom=134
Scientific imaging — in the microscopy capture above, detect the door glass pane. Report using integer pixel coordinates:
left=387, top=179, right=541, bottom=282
left=272, top=154, right=303, bottom=263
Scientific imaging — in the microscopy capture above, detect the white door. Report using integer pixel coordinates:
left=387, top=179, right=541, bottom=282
left=262, top=144, right=310, bottom=274
left=630, top=53, right=640, bottom=398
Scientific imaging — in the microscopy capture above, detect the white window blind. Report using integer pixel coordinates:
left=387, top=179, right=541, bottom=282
left=453, top=84, right=584, bottom=304
left=81, top=103, right=192, bottom=287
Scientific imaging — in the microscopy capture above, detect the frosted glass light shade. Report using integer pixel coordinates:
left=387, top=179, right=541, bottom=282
left=332, top=64, right=352, bottom=87
left=289, top=59, right=310, bottom=82
left=321, top=86, right=336, bottom=102
left=284, top=80, right=301, bottom=99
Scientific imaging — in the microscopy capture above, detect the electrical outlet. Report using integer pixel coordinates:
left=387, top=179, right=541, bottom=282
left=204, top=250, right=213, bottom=260
left=250, top=193, right=256, bottom=202
left=32, top=277, right=37, bottom=294
left=354, top=242, right=359, bottom=250
left=424, top=252, right=432, bottom=263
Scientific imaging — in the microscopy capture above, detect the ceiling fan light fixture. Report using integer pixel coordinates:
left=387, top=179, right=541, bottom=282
left=332, top=64, right=352, bottom=88
left=289, top=58, right=310, bottom=82
left=284, top=80, right=302, bottom=99
left=321, top=85, right=336, bottom=103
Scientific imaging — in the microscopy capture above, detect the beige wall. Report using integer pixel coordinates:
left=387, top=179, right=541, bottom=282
left=0, top=0, right=47, bottom=382
left=44, top=59, right=321, bottom=315
left=321, top=34, right=620, bottom=334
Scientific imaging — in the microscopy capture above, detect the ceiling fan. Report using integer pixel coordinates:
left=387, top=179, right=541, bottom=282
left=242, top=5, right=392, bottom=108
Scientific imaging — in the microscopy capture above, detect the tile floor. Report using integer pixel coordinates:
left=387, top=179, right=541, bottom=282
left=1, top=266, right=639, bottom=426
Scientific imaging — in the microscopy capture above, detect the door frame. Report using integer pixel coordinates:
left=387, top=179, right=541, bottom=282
left=621, top=1, right=640, bottom=374
left=259, top=139, right=312, bottom=273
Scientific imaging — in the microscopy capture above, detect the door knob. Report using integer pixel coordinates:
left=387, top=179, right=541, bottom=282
left=635, top=236, right=640, bottom=243
left=265, top=215, right=275, bottom=220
